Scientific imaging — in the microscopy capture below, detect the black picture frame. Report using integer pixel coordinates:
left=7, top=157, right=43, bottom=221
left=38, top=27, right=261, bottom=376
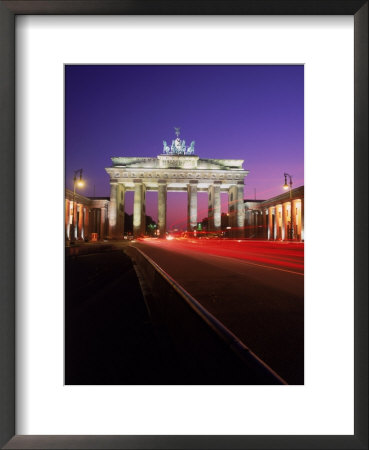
left=0, top=1, right=367, bottom=449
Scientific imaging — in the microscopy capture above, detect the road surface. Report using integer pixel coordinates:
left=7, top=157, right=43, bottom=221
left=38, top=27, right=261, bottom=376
left=133, top=238, right=304, bottom=384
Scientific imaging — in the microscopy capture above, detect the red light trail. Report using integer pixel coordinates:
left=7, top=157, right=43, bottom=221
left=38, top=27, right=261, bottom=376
left=137, top=238, right=304, bottom=273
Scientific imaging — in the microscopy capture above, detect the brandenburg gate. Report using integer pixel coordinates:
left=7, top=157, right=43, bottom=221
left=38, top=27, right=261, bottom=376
left=105, top=129, right=249, bottom=238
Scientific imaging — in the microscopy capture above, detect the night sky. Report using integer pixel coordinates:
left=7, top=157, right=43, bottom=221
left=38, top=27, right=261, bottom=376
left=65, top=65, right=304, bottom=230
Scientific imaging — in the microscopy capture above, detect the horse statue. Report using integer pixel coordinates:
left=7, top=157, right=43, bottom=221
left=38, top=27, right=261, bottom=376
left=163, top=140, right=170, bottom=154
left=187, top=141, right=195, bottom=154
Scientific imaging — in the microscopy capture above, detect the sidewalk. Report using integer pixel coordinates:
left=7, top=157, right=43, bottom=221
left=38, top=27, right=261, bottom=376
left=65, top=248, right=179, bottom=384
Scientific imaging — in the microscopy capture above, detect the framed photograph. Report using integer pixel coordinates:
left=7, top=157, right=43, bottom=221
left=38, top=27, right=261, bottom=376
left=0, top=1, right=367, bottom=449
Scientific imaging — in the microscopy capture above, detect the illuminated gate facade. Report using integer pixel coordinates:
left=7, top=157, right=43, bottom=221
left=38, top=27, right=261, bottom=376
left=105, top=130, right=249, bottom=238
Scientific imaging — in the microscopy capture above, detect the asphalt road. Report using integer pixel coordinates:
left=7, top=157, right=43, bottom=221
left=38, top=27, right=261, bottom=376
left=134, top=238, right=304, bottom=384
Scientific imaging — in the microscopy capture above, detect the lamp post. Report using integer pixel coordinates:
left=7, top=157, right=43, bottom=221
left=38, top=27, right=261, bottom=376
left=283, top=173, right=293, bottom=240
left=70, top=169, right=84, bottom=243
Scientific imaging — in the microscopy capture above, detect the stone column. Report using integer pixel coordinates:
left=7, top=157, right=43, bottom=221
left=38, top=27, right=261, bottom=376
left=236, top=182, right=245, bottom=238
left=133, top=180, right=144, bottom=237
left=208, top=184, right=214, bottom=231
left=72, top=200, right=77, bottom=240
left=84, top=207, right=89, bottom=240
left=158, top=180, right=167, bottom=238
left=275, top=205, right=282, bottom=240
left=142, top=184, right=146, bottom=236
left=268, top=206, right=274, bottom=240
left=228, top=185, right=237, bottom=237
left=81, top=207, right=85, bottom=239
left=301, top=197, right=304, bottom=241
left=65, top=199, right=70, bottom=241
left=213, top=181, right=221, bottom=231
left=187, top=180, right=198, bottom=231
left=293, top=199, right=302, bottom=241
left=287, top=201, right=292, bottom=239
left=116, top=184, right=125, bottom=238
left=108, top=182, right=118, bottom=238
left=273, top=206, right=278, bottom=240
left=77, top=204, right=83, bottom=239
left=292, top=199, right=298, bottom=240
left=227, top=186, right=235, bottom=227
left=281, top=202, right=288, bottom=241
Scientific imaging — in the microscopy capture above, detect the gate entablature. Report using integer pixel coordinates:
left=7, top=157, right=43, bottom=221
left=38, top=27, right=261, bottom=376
left=110, top=155, right=245, bottom=171
left=107, top=156, right=247, bottom=190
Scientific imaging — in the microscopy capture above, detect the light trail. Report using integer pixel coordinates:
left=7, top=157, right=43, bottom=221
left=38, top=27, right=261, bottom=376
left=196, top=252, right=304, bottom=276
left=138, top=237, right=304, bottom=273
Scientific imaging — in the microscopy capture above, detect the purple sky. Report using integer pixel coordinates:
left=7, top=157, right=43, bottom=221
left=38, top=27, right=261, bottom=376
left=65, top=65, right=304, bottom=229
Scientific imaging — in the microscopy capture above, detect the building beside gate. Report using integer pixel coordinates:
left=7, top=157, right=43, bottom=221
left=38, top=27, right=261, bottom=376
left=105, top=129, right=248, bottom=238
left=244, top=185, right=304, bottom=241
left=65, top=189, right=109, bottom=241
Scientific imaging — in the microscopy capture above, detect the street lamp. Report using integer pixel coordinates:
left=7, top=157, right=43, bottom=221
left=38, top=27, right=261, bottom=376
left=70, top=169, right=84, bottom=243
left=283, top=173, right=293, bottom=240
